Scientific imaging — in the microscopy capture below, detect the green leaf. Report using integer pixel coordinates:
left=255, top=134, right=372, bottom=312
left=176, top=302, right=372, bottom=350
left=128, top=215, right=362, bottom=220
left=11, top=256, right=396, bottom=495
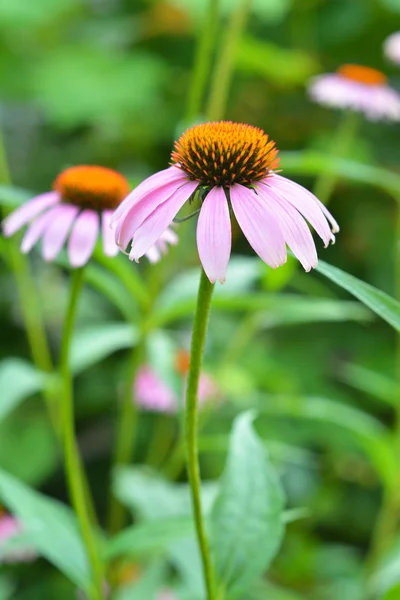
left=0, top=413, right=58, bottom=485
left=339, top=362, right=399, bottom=407
left=114, top=466, right=218, bottom=520
left=280, top=151, right=400, bottom=199
left=70, top=323, right=138, bottom=374
left=106, top=516, right=194, bottom=559
left=259, top=395, right=397, bottom=489
left=384, top=584, right=400, bottom=600
left=0, top=468, right=90, bottom=590
left=211, top=411, right=285, bottom=599
left=0, top=359, right=45, bottom=422
left=315, top=260, right=400, bottom=332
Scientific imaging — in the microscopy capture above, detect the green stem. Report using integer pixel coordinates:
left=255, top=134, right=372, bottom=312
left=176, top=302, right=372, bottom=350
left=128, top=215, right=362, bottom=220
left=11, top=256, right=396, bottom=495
left=185, top=0, right=221, bottom=123
left=206, top=0, right=251, bottom=121
left=59, top=268, right=104, bottom=600
left=0, top=132, right=55, bottom=420
left=312, top=110, right=359, bottom=205
left=107, top=337, right=143, bottom=535
left=185, top=268, right=215, bottom=600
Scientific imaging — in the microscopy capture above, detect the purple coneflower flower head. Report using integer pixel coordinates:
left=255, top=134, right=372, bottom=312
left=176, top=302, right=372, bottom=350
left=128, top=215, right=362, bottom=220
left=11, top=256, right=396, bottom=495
left=134, top=350, right=218, bottom=413
left=384, top=32, right=400, bottom=65
left=2, top=165, right=177, bottom=268
left=308, top=64, right=400, bottom=121
left=112, top=121, right=338, bottom=284
left=0, top=514, right=36, bottom=563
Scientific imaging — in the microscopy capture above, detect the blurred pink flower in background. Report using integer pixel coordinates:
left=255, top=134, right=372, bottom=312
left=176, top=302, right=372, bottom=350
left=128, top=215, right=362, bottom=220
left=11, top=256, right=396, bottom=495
left=134, top=350, right=219, bottom=413
left=384, top=32, right=400, bottom=65
left=308, top=64, right=400, bottom=121
left=156, top=590, right=178, bottom=600
left=2, top=165, right=177, bottom=267
left=112, top=121, right=338, bottom=284
left=0, top=514, right=36, bottom=563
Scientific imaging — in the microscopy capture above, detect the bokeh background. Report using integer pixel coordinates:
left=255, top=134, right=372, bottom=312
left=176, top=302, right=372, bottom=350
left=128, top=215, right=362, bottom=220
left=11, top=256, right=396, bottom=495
left=1, top=0, right=400, bottom=598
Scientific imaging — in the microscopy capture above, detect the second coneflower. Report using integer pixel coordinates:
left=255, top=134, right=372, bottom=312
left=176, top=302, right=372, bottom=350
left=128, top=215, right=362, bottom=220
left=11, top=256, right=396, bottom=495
left=2, top=165, right=177, bottom=267
left=112, top=121, right=338, bottom=283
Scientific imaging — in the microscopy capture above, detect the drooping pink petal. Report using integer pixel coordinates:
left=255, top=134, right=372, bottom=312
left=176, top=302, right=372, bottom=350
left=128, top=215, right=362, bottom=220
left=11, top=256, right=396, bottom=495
left=3, top=192, right=60, bottom=237
left=111, top=166, right=188, bottom=223
left=129, top=181, right=198, bottom=261
left=41, top=204, right=79, bottom=262
left=258, top=185, right=318, bottom=271
left=115, top=178, right=189, bottom=250
left=265, top=175, right=337, bottom=246
left=144, top=227, right=179, bottom=263
left=230, top=184, right=287, bottom=268
left=145, top=245, right=161, bottom=264
left=196, top=186, right=231, bottom=284
left=21, top=205, right=63, bottom=254
left=102, top=210, right=119, bottom=257
left=67, top=210, right=99, bottom=267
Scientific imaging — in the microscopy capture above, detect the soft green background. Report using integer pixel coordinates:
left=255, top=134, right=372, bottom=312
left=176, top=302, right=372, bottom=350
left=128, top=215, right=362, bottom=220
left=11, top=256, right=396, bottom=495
left=1, top=0, right=400, bottom=598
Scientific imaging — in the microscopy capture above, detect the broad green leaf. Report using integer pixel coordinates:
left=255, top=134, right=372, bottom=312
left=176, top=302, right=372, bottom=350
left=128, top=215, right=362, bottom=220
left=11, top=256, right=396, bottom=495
left=315, top=260, right=400, bottom=332
left=70, top=323, right=138, bottom=374
left=339, top=362, right=399, bottom=407
left=114, top=466, right=218, bottom=520
left=280, top=151, right=400, bottom=199
left=211, top=411, right=285, bottom=599
left=0, top=413, right=58, bottom=485
left=259, top=395, right=397, bottom=489
left=106, top=516, right=194, bottom=559
left=0, top=468, right=90, bottom=590
left=153, top=291, right=370, bottom=328
left=0, top=358, right=45, bottom=422
left=0, top=575, right=15, bottom=599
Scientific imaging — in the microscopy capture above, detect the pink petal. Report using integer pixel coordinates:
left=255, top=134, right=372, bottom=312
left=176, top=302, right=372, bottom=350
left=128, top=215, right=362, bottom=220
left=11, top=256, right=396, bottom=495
left=230, top=184, right=287, bottom=268
left=112, top=166, right=187, bottom=223
left=41, top=204, right=79, bottom=262
left=265, top=175, right=338, bottom=245
left=129, top=181, right=198, bottom=261
left=258, top=186, right=318, bottom=271
left=102, top=210, right=119, bottom=257
left=145, top=245, right=161, bottom=264
left=116, top=178, right=189, bottom=250
left=134, top=366, right=177, bottom=413
left=3, top=192, right=60, bottom=237
left=196, top=187, right=231, bottom=284
left=67, top=210, right=99, bottom=268
left=21, top=205, right=62, bottom=254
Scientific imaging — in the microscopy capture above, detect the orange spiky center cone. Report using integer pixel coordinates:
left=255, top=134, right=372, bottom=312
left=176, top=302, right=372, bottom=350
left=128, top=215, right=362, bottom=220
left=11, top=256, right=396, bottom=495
left=337, top=64, right=387, bottom=86
left=171, top=121, right=280, bottom=187
left=53, top=165, right=130, bottom=210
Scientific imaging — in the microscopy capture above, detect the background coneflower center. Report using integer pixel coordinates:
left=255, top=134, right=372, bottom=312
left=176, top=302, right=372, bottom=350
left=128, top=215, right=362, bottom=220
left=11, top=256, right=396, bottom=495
left=337, top=64, right=387, bottom=86
left=54, top=165, right=130, bottom=210
left=171, top=121, right=280, bottom=187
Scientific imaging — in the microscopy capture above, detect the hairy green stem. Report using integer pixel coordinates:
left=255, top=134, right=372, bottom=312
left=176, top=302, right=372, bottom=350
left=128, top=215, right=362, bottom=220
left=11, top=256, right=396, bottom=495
left=59, top=268, right=104, bottom=600
left=312, top=110, right=359, bottom=205
left=185, top=0, right=221, bottom=123
left=185, top=269, right=215, bottom=599
left=206, top=0, right=251, bottom=121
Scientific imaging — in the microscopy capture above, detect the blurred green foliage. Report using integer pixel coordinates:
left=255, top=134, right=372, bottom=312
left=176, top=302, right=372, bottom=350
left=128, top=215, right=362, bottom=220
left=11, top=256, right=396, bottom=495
left=1, top=0, right=400, bottom=598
